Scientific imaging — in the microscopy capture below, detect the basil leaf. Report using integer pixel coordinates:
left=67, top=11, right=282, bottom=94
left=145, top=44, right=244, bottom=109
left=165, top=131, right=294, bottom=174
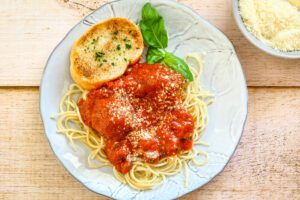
left=140, top=19, right=168, bottom=49
left=140, top=3, right=168, bottom=48
left=147, top=47, right=165, bottom=64
left=142, top=3, right=161, bottom=21
left=162, top=52, right=194, bottom=81
left=140, top=3, right=193, bottom=81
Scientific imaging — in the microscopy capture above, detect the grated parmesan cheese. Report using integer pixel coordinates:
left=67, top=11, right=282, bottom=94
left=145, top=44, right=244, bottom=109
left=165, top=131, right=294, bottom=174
left=144, top=151, right=159, bottom=159
left=239, top=0, right=300, bottom=51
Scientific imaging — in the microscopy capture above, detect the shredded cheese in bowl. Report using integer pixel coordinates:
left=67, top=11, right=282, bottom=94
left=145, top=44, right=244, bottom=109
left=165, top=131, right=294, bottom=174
left=239, top=0, right=300, bottom=51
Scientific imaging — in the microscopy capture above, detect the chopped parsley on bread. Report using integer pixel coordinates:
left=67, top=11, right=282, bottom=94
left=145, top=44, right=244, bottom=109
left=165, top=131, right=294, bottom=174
left=70, top=18, right=144, bottom=90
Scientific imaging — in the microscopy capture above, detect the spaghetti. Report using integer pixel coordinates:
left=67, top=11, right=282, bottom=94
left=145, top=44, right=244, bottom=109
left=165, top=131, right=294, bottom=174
left=53, top=54, right=213, bottom=190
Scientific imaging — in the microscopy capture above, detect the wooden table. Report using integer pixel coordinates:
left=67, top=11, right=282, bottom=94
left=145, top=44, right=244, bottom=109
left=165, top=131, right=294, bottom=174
left=0, top=0, right=299, bottom=199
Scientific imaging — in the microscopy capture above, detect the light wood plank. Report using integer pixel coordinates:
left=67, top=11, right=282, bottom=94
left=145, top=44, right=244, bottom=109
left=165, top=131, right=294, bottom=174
left=0, top=88, right=299, bottom=199
left=0, top=0, right=81, bottom=86
left=0, top=0, right=300, bottom=87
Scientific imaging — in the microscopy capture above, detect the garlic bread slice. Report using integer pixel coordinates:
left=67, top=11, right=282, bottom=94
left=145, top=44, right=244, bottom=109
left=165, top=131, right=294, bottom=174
left=70, top=18, right=144, bottom=90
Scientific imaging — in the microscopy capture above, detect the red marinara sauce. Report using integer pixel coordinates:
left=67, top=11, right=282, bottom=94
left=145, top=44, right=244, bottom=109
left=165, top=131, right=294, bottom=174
left=78, top=63, right=194, bottom=174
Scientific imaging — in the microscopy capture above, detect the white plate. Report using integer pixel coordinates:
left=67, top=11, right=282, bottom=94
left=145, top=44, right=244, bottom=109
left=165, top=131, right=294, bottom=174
left=232, top=0, right=300, bottom=59
left=40, top=0, right=248, bottom=199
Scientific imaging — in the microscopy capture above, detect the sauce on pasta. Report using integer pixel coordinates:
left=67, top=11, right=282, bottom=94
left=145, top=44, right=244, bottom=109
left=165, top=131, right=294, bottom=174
left=78, top=63, right=194, bottom=174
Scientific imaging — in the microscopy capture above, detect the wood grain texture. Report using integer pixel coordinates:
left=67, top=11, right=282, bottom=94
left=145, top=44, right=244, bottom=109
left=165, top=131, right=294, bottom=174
left=0, top=0, right=300, bottom=87
left=0, top=88, right=299, bottom=200
left=0, top=0, right=80, bottom=86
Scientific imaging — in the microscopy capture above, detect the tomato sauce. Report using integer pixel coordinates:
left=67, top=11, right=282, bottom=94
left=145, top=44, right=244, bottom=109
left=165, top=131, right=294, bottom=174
left=78, top=63, right=194, bottom=174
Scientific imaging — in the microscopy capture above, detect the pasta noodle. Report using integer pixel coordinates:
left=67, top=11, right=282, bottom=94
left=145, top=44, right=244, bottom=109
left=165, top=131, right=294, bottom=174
left=53, top=54, right=213, bottom=190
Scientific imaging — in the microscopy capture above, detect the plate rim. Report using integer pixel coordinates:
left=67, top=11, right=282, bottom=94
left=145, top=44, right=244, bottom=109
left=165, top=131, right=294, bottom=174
left=39, top=0, right=249, bottom=198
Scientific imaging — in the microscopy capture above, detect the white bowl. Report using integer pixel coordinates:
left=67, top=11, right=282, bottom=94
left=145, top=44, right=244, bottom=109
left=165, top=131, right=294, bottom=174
left=232, top=0, right=300, bottom=59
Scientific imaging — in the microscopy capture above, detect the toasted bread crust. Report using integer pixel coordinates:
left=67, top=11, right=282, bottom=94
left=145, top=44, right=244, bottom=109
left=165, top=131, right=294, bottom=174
left=70, top=18, right=144, bottom=90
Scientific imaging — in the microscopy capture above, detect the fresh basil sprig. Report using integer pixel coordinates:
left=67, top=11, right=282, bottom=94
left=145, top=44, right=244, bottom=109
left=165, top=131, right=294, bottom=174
left=139, top=3, right=168, bottom=48
left=140, top=3, right=193, bottom=81
left=163, top=52, right=193, bottom=81
left=146, top=47, right=165, bottom=64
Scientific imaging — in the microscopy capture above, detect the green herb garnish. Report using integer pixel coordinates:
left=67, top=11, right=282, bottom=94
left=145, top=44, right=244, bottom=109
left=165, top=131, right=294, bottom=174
left=85, top=37, right=99, bottom=52
left=147, top=47, right=165, bottom=64
left=91, top=37, right=99, bottom=45
left=139, top=3, right=193, bottom=81
left=95, top=51, right=105, bottom=60
left=116, top=44, right=121, bottom=51
left=125, top=43, right=132, bottom=50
